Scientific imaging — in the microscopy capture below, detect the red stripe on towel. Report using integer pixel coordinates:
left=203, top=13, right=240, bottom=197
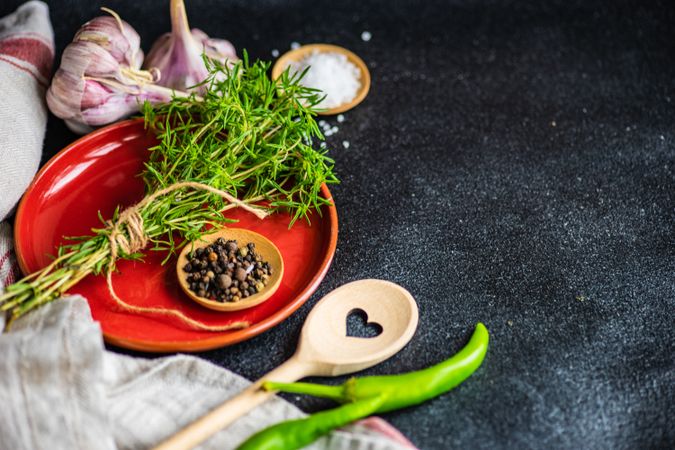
left=0, top=250, right=10, bottom=270
left=0, top=37, right=52, bottom=78
left=0, top=250, right=18, bottom=288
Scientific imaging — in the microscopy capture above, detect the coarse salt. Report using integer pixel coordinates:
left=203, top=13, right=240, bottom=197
left=361, top=31, right=372, bottom=42
left=288, top=51, right=361, bottom=109
left=271, top=49, right=280, bottom=57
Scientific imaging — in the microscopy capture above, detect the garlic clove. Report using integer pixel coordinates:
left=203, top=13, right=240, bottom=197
left=79, top=94, right=139, bottom=126
left=74, top=14, right=142, bottom=69
left=61, top=41, right=121, bottom=78
left=190, top=28, right=237, bottom=61
left=81, top=79, right=114, bottom=109
left=201, top=35, right=237, bottom=62
left=47, top=68, right=85, bottom=121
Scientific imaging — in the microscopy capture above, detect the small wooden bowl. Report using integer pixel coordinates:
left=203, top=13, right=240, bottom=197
left=176, top=228, right=284, bottom=312
left=271, top=44, right=371, bottom=115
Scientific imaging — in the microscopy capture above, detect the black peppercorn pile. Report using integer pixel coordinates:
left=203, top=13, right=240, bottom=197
left=182, top=238, right=273, bottom=302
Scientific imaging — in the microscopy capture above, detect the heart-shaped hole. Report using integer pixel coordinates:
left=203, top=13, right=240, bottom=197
left=346, top=308, right=383, bottom=338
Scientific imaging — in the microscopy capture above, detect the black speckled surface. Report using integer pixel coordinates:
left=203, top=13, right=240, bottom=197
left=3, top=0, right=674, bottom=448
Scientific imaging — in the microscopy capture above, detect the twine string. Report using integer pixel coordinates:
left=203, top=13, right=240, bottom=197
left=105, top=181, right=269, bottom=331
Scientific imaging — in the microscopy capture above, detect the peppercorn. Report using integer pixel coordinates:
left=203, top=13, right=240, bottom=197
left=234, top=267, right=247, bottom=282
left=217, top=274, right=232, bottom=289
left=182, top=238, right=272, bottom=303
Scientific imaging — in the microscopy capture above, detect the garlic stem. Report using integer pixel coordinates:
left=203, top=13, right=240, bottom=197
left=171, top=0, right=191, bottom=38
left=142, top=83, right=202, bottom=101
left=84, top=76, right=198, bottom=100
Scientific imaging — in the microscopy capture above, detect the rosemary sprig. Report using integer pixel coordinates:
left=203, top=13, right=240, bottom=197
left=0, top=54, right=338, bottom=326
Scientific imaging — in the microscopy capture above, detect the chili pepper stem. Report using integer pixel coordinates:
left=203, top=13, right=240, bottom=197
left=264, top=323, right=489, bottom=411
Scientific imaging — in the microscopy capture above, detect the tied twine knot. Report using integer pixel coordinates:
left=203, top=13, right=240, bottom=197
left=109, top=207, right=147, bottom=257
left=105, top=181, right=269, bottom=332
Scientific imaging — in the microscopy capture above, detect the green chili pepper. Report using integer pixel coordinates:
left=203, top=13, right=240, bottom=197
left=236, top=395, right=386, bottom=450
left=236, top=323, right=489, bottom=450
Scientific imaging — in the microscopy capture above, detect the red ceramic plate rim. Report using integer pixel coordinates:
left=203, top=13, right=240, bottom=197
left=13, top=119, right=339, bottom=352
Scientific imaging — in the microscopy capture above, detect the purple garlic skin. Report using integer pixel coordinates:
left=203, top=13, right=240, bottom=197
left=143, top=0, right=237, bottom=92
left=46, top=3, right=230, bottom=134
left=46, top=10, right=186, bottom=134
left=74, top=15, right=143, bottom=68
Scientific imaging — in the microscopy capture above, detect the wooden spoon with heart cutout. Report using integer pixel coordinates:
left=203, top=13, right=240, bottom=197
left=153, top=279, right=419, bottom=450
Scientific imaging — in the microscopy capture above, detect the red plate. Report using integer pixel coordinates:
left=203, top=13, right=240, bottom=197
left=14, top=119, right=338, bottom=352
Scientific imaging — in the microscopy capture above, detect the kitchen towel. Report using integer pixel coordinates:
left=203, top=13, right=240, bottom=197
left=0, top=223, right=18, bottom=292
left=0, top=295, right=414, bottom=450
left=0, top=0, right=53, bottom=220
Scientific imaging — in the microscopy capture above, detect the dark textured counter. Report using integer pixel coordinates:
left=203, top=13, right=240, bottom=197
left=3, top=0, right=673, bottom=448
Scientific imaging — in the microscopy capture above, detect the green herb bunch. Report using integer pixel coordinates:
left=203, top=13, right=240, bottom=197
left=0, top=54, right=338, bottom=326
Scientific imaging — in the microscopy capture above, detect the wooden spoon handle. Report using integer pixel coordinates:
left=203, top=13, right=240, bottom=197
left=152, top=356, right=311, bottom=450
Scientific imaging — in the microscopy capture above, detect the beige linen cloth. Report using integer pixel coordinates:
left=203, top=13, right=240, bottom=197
left=0, top=2, right=415, bottom=449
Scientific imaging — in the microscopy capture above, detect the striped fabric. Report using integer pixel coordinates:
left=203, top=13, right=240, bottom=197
left=0, top=0, right=54, bottom=221
left=0, top=222, right=18, bottom=294
left=0, top=0, right=52, bottom=322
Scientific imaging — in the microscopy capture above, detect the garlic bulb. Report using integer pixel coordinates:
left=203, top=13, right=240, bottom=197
left=143, top=0, right=237, bottom=92
left=47, top=9, right=189, bottom=134
left=74, top=12, right=142, bottom=69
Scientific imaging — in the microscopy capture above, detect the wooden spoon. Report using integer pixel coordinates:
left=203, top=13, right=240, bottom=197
left=153, top=279, right=419, bottom=450
left=176, top=228, right=284, bottom=312
left=271, top=44, right=371, bottom=115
